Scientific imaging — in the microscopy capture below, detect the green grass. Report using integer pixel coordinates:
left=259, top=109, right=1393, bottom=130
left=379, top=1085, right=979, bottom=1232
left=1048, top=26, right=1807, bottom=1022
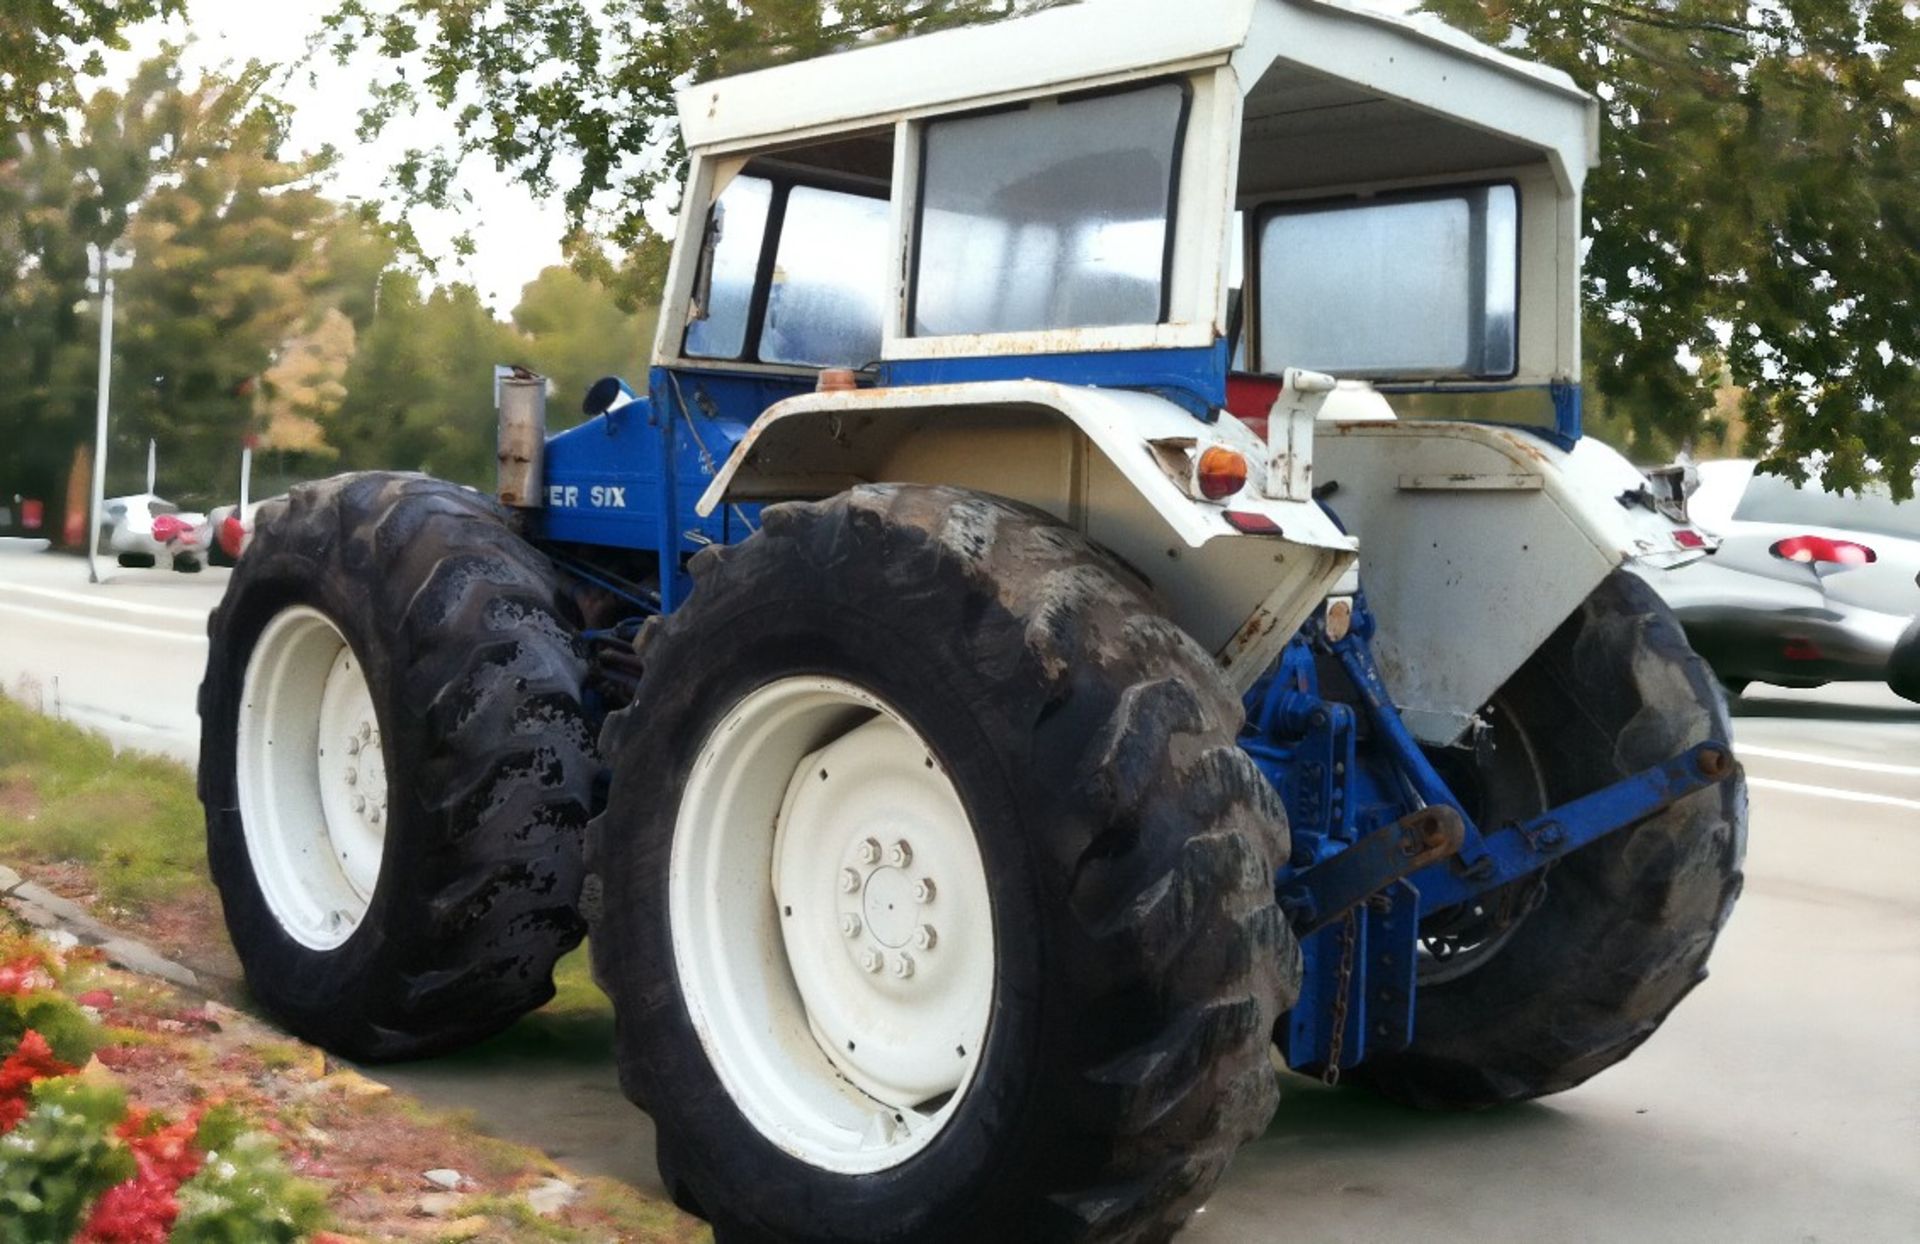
left=0, top=694, right=618, bottom=1034
left=0, top=695, right=208, bottom=911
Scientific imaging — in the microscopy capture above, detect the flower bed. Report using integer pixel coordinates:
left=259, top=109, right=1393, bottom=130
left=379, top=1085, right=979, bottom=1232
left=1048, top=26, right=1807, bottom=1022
left=0, top=934, right=323, bottom=1242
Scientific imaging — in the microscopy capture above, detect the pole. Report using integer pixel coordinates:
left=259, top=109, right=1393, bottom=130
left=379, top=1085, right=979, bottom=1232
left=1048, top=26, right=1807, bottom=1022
left=87, top=265, right=114, bottom=585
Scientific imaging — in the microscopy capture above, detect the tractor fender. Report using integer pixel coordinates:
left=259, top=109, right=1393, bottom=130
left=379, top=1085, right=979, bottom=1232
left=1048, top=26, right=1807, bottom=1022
left=696, top=380, right=1356, bottom=690
left=1313, top=420, right=1710, bottom=744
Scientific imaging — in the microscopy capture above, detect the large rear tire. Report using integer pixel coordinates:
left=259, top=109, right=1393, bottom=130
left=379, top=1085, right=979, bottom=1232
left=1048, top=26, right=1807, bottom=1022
left=199, top=472, right=594, bottom=1061
left=1361, top=570, right=1746, bottom=1109
left=588, top=485, right=1296, bottom=1243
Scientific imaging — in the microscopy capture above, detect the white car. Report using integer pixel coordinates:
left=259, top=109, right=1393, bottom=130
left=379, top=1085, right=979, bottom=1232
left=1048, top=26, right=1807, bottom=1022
left=1651, top=459, right=1920, bottom=701
left=101, top=493, right=208, bottom=572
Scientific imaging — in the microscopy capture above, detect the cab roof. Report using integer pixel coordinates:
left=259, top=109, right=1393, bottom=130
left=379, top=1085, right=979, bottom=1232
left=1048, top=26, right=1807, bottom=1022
left=677, top=0, right=1596, bottom=184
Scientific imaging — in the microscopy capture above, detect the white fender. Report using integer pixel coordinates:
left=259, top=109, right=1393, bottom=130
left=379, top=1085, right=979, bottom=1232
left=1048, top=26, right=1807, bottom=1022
left=1313, top=420, right=1710, bottom=743
left=697, top=381, right=1357, bottom=690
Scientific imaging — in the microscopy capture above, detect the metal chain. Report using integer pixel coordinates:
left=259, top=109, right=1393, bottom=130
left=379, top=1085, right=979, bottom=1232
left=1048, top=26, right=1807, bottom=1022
left=1322, top=909, right=1360, bottom=1086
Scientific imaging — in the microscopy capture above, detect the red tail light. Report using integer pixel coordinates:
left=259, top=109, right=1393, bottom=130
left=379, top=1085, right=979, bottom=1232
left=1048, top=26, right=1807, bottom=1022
left=151, top=514, right=190, bottom=543
left=1770, top=535, right=1876, bottom=566
left=219, top=516, right=246, bottom=558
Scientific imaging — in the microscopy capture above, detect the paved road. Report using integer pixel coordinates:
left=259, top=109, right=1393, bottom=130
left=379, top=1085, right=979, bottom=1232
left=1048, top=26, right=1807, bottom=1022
left=3, top=547, right=1917, bottom=1241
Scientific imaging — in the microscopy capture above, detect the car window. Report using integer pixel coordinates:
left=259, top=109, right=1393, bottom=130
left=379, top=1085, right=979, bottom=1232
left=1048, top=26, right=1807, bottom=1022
left=1734, top=472, right=1920, bottom=541
left=148, top=500, right=179, bottom=517
left=912, top=82, right=1186, bottom=337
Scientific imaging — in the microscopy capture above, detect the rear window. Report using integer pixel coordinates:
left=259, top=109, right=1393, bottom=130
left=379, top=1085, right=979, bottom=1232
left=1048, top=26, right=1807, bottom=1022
left=1734, top=473, right=1920, bottom=542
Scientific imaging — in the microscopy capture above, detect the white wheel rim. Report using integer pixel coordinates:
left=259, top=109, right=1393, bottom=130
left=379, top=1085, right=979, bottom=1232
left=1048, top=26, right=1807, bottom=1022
left=669, top=677, right=995, bottom=1175
left=235, top=605, right=389, bottom=951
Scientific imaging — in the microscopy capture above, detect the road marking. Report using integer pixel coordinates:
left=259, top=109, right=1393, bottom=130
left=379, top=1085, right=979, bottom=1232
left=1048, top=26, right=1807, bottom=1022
left=1747, top=776, right=1920, bottom=813
left=1739, top=744, right=1920, bottom=779
left=0, top=599, right=204, bottom=644
left=0, top=581, right=208, bottom=621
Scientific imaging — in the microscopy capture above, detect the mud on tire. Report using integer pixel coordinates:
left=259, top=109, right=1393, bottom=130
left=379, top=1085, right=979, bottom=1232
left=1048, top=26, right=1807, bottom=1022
left=199, top=472, right=595, bottom=1061
left=589, top=484, right=1298, bottom=1243
left=1360, top=570, right=1747, bottom=1109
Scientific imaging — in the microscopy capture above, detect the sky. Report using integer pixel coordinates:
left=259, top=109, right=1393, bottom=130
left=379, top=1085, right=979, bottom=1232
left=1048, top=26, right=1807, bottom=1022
left=102, top=0, right=568, bottom=311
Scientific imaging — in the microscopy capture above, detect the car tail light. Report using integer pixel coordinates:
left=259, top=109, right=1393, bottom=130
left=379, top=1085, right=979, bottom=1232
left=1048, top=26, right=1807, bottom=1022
left=151, top=514, right=190, bottom=543
left=219, top=516, right=246, bottom=559
left=1770, top=535, right=1876, bottom=566
left=1782, top=637, right=1824, bottom=662
left=1195, top=446, right=1249, bottom=500
left=1672, top=528, right=1706, bottom=549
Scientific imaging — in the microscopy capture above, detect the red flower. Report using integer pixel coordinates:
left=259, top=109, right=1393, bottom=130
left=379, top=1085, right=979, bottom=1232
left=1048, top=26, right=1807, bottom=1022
left=0, top=1030, right=78, bottom=1133
left=76, top=1162, right=182, bottom=1244
left=0, top=954, right=53, bottom=995
left=78, top=1110, right=206, bottom=1243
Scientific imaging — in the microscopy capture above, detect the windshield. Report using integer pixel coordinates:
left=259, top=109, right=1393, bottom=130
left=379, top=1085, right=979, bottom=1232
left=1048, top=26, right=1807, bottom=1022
left=1734, top=473, right=1920, bottom=542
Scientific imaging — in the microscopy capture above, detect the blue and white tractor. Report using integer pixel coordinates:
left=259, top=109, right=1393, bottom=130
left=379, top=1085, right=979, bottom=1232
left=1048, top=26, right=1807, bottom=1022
left=198, top=2, right=1746, bottom=1239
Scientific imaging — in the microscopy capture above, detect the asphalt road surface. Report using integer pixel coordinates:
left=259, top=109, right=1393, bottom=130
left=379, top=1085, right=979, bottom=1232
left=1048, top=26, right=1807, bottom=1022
left=4, top=547, right=1917, bottom=1241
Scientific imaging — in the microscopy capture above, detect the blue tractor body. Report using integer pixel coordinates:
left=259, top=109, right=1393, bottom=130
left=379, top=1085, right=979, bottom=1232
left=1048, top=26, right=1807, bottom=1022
left=529, top=346, right=1727, bottom=1080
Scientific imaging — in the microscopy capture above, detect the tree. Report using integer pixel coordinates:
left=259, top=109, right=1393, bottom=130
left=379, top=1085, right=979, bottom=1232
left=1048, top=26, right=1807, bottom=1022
left=319, top=0, right=1063, bottom=306
left=0, top=56, right=345, bottom=510
left=326, top=272, right=524, bottom=487
left=0, top=0, right=180, bottom=133
left=511, top=265, right=657, bottom=427
left=0, top=56, right=181, bottom=518
left=1425, top=0, right=1919, bottom=494
left=111, top=66, right=339, bottom=502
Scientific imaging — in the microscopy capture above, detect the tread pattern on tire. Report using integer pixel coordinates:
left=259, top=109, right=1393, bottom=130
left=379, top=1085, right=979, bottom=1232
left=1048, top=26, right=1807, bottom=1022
left=590, top=484, right=1299, bottom=1244
left=200, top=471, right=593, bottom=1061
left=1359, top=569, right=1747, bottom=1109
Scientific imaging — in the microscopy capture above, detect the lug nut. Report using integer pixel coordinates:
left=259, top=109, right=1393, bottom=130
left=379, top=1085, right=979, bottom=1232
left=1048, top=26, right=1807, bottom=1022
left=347, top=737, right=362, bottom=756
left=891, top=953, right=915, bottom=979
left=351, top=795, right=366, bottom=814
left=840, top=868, right=863, bottom=894
left=840, top=914, right=862, bottom=938
left=359, top=722, right=372, bottom=741
left=368, top=807, right=382, bottom=826
left=857, top=838, right=882, bottom=865
left=888, top=840, right=912, bottom=868
left=914, top=925, right=938, bottom=951
left=913, top=878, right=937, bottom=904
left=859, top=949, right=883, bottom=974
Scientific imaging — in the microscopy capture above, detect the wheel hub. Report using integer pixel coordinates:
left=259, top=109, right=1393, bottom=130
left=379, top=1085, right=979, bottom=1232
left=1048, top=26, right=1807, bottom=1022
left=235, top=606, right=390, bottom=951
left=668, top=677, right=996, bottom=1175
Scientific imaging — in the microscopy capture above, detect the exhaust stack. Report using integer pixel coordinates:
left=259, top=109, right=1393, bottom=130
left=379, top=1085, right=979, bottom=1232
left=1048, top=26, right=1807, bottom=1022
left=495, top=365, right=547, bottom=508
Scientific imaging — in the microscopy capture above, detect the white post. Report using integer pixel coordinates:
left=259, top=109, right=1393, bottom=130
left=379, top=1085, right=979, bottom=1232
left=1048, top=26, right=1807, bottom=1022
left=145, top=438, right=156, bottom=493
left=86, top=249, right=115, bottom=584
left=239, top=443, right=253, bottom=510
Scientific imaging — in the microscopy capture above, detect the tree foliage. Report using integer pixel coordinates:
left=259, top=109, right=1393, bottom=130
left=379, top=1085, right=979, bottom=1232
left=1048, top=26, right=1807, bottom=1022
left=0, top=0, right=181, bottom=133
left=0, top=56, right=341, bottom=508
left=1426, top=1, right=1918, bottom=492
left=327, top=0, right=1918, bottom=491
left=318, top=0, right=1062, bottom=305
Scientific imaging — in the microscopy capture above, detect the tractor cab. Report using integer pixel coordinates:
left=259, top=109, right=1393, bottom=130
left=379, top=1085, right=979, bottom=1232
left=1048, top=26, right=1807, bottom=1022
left=645, top=0, right=1595, bottom=418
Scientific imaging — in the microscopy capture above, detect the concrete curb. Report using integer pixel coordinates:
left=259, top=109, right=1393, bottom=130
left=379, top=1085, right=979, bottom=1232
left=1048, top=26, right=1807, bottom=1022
left=1, top=863, right=201, bottom=989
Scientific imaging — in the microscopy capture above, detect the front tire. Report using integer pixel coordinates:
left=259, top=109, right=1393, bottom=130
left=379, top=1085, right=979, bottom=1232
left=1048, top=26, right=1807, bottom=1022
left=199, top=472, right=595, bottom=1060
left=589, top=485, right=1295, bottom=1243
left=1362, top=571, right=1746, bottom=1109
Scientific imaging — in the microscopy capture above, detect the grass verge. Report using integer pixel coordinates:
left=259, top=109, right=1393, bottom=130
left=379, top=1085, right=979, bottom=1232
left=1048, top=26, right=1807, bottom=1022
left=0, top=694, right=207, bottom=912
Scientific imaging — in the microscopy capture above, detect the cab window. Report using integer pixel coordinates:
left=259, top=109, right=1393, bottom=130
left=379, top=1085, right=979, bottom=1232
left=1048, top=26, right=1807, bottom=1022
left=911, top=82, right=1188, bottom=338
left=682, top=130, right=895, bottom=370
